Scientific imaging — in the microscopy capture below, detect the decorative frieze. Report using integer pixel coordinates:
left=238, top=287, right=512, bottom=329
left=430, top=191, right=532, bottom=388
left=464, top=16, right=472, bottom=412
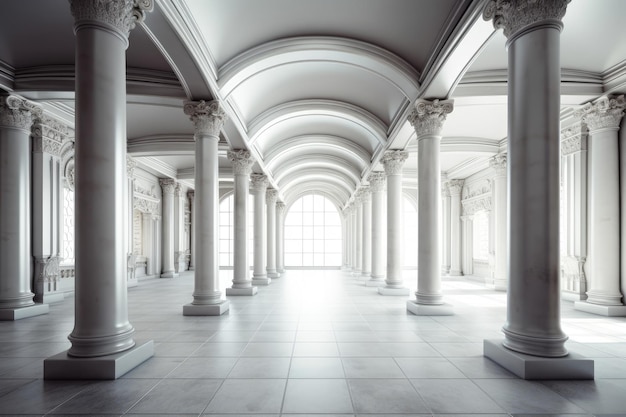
left=490, top=153, right=507, bottom=177
left=0, top=94, right=41, bottom=130
left=159, top=178, right=176, bottom=195
left=250, top=173, right=269, bottom=192
left=134, top=182, right=158, bottom=199
left=462, top=179, right=491, bottom=200
left=133, top=196, right=159, bottom=214
left=381, top=150, right=408, bottom=176
left=368, top=171, right=386, bottom=192
left=266, top=188, right=279, bottom=204
left=228, top=149, right=255, bottom=176
left=462, top=194, right=492, bottom=216
left=574, top=95, right=625, bottom=133
left=561, top=122, right=587, bottom=156
left=183, top=100, right=227, bottom=137
left=447, top=179, right=464, bottom=196
left=483, top=0, right=570, bottom=39
left=32, top=114, right=69, bottom=156
left=69, top=0, right=153, bottom=38
left=407, top=98, right=453, bottom=137
left=60, top=140, right=76, bottom=191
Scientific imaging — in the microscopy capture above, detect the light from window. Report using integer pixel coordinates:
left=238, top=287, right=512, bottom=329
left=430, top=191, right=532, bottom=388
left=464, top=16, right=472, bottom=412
left=473, top=210, right=489, bottom=261
left=404, top=196, right=418, bottom=267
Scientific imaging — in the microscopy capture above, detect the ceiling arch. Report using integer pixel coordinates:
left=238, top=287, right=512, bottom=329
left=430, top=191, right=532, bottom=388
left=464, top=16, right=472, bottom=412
left=273, top=155, right=362, bottom=187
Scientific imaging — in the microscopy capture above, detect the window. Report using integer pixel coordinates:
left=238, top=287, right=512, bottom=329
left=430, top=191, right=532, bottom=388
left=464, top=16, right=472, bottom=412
left=473, top=210, right=489, bottom=260
left=218, top=193, right=254, bottom=267
left=284, top=194, right=342, bottom=267
left=404, top=196, right=418, bottom=267
left=61, top=187, right=75, bottom=265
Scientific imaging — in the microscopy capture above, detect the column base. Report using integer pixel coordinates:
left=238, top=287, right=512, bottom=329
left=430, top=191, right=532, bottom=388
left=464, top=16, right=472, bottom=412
left=449, top=269, right=463, bottom=276
left=35, top=293, right=64, bottom=304
left=574, top=301, right=626, bottom=316
left=365, top=279, right=385, bottom=287
left=252, top=277, right=271, bottom=285
left=406, top=301, right=454, bottom=316
left=188, top=266, right=195, bottom=271
left=278, top=268, right=285, bottom=273
left=268, top=271, right=280, bottom=279
left=160, top=271, right=178, bottom=278
left=44, top=340, right=154, bottom=380
left=226, top=287, right=258, bottom=296
left=377, top=286, right=410, bottom=296
left=0, top=303, right=49, bottom=321
left=183, top=300, right=230, bottom=316
left=484, top=339, right=594, bottom=380
left=494, top=278, right=507, bottom=292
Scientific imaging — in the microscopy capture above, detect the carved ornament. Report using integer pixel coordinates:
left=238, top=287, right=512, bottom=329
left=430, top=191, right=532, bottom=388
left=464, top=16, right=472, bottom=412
left=407, top=98, right=453, bottom=137
left=381, top=150, right=408, bottom=176
left=228, top=149, right=255, bottom=176
left=575, top=95, right=625, bottom=133
left=70, top=0, right=153, bottom=39
left=134, top=196, right=159, bottom=214
left=276, top=201, right=286, bottom=215
left=250, top=173, right=269, bottom=192
left=159, top=178, right=177, bottom=195
left=490, top=153, right=507, bottom=177
left=32, top=114, right=69, bottom=156
left=447, top=179, right=464, bottom=196
left=462, top=194, right=492, bottom=216
left=266, top=188, right=279, bottom=204
left=359, top=186, right=371, bottom=203
left=368, top=171, right=386, bottom=193
left=183, top=100, right=227, bottom=137
left=126, top=155, right=136, bottom=177
left=483, top=0, right=570, bottom=39
left=0, top=95, right=41, bottom=130
left=561, top=122, right=587, bottom=156
left=441, top=182, right=450, bottom=198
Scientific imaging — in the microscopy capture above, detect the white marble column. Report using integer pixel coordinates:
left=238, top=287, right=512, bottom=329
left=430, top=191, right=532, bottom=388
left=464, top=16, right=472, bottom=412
left=483, top=0, right=592, bottom=380
left=406, top=99, right=453, bottom=314
left=354, top=192, right=363, bottom=277
left=490, top=154, right=507, bottom=290
left=351, top=203, right=358, bottom=273
left=378, top=150, right=410, bottom=295
left=188, top=191, right=195, bottom=271
left=360, top=186, right=372, bottom=279
left=575, top=95, right=626, bottom=316
left=226, top=150, right=257, bottom=296
left=366, top=172, right=386, bottom=286
left=159, top=178, right=177, bottom=278
left=461, top=214, right=474, bottom=276
left=277, top=201, right=286, bottom=274
left=182, top=100, right=229, bottom=316
left=266, top=188, right=280, bottom=278
left=174, top=183, right=186, bottom=273
left=251, top=173, right=271, bottom=285
left=45, top=0, right=154, bottom=379
left=441, top=181, right=451, bottom=274
left=344, top=206, right=353, bottom=271
left=448, top=179, right=464, bottom=276
left=0, top=96, right=50, bottom=321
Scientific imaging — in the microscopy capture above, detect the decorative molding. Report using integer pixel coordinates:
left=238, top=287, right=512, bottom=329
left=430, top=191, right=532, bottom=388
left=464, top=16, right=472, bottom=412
left=134, top=182, right=158, bottom=199
left=60, top=140, right=75, bottom=191
left=574, top=95, right=625, bottom=133
left=69, top=0, right=153, bottom=38
left=561, top=122, right=587, bottom=155
left=250, top=173, right=269, bottom=192
left=159, top=178, right=177, bottom=195
left=183, top=100, right=227, bottom=137
left=462, top=194, right=492, bottom=216
left=447, top=179, right=464, bottom=196
left=489, top=153, right=507, bottom=177
left=462, top=179, right=491, bottom=200
left=32, top=114, right=69, bottom=157
left=368, top=171, right=387, bottom=193
left=276, top=201, right=286, bottom=215
left=133, top=196, right=159, bottom=214
left=228, top=149, right=255, bottom=176
left=359, top=186, right=371, bottom=202
left=126, top=155, right=136, bottom=177
left=188, top=190, right=195, bottom=201
left=35, top=255, right=60, bottom=284
left=407, top=98, right=453, bottom=137
left=175, top=183, right=183, bottom=197
left=441, top=182, right=450, bottom=198
left=381, top=150, right=409, bottom=176
left=0, top=94, right=41, bottom=130
left=266, top=188, right=279, bottom=204
left=482, top=0, right=570, bottom=39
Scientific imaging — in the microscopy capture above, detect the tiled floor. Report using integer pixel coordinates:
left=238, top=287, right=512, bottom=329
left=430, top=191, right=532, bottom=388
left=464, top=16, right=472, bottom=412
left=1, top=269, right=626, bottom=416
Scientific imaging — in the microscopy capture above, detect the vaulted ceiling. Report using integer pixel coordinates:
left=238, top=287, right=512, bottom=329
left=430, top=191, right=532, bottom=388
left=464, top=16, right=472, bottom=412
left=1, top=0, right=625, bottom=210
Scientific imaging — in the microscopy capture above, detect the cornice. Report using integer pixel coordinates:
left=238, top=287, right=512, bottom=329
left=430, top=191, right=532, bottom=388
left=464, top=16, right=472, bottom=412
left=0, top=60, right=15, bottom=91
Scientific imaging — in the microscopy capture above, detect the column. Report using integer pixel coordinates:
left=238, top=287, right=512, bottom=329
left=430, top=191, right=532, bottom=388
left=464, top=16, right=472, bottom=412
left=353, top=193, right=363, bottom=277
left=360, top=186, right=372, bottom=279
left=483, top=0, right=593, bottom=379
left=344, top=206, right=353, bottom=271
left=32, top=115, right=67, bottom=304
left=378, top=150, right=410, bottom=295
left=266, top=188, right=280, bottom=278
left=441, top=181, right=451, bottom=274
left=0, top=95, right=50, bottom=320
left=276, top=201, right=286, bottom=274
left=126, top=157, right=138, bottom=287
left=159, top=178, right=177, bottom=278
left=366, top=172, right=386, bottom=286
left=351, top=203, right=358, bottom=273
left=251, top=173, right=271, bottom=285
left=574, top=95, right=626, bottom=316
left=45, top=0, right=154, bottom=379
left=188, top=191, right=195, bottom=271
left=226, top=150, right=257, bottom=296
left=461, top=214, right=474, bottom=276
left=174, top=183, right=185, bottom=273
left=490, top=154, right=507, bottom=290
left=448, top=179, right=464, bottom=276
left=406, top=99, right=453, bottom=314
left=182, top=100, right=229, bottom=316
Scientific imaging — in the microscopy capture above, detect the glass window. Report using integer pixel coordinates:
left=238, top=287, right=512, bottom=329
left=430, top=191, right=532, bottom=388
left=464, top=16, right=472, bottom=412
left=473, top=210, right=489, bottom=260
left=403, top=196, right=418, bottom=268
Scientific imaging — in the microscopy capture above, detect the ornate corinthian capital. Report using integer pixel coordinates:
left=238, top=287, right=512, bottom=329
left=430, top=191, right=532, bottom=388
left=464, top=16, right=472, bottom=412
left=574, top=95, right=625, bottom=133
left=408, top=99, right=454, bottom=137
left=381, top=150, right=409, bottom=176
left=70, top=0, right=153, bottom=38
left=228, top=149, right=255, bottom=176
left=483, top=0, right=570, bottom=39
left=368, top=171, right=386, bottom=193
left=490, top=153, right=507, bottom=177
left=183, top=100, right=227, bottom=137
left=276, top=201, right=286, bottom=215
left=0, top=95, right=41, bottom=130
left=447, top=179, right=464, bottom=196
left=250, top=173, right=269, bottom=193
left=159, top=178, right=177, bottom=195
left=358, top=186, right=371, bottom=203
left=266, top=188, right=279, bottom=204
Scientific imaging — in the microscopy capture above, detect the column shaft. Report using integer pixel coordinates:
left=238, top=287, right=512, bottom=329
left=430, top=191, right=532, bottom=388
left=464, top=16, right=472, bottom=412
left=367, top=172, right=386, bottom=286
left=441, top=185, right=451, bottom=274
left=491, top=155, right=508, bottom=290
left=277, top=202, right=286, bottom=273
left=188, top=192, right=195, bottom=270
left=159, top=179, right=176, bottom=278
left=448, top=180, right=464, bottom=276
left=266, top=189, right=279, bottom=278
left=461, top=215, right=474, bottom=276
left=251, top=174, right=270, bottom=285
left=361, top=189, right=372, bottom=277
left=355, top=197, right=363, bottom=275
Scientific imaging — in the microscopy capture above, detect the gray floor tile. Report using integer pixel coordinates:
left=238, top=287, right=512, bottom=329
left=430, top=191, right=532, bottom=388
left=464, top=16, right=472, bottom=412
left=293, top=342, right=340, bottom=357
left=395, top=357, right=466, bottom=378
left=204, top=379, right=286, bottom=414
left=282, top=379, right=353, bottom=414
left=121, top=356, right=185, bottom=379
left=410, top=378, right=505, bottom=413
left=347, top=378, right=429, bottom=414
left=342, top=357, right=405, bottom=378
left=0, top=380, right=88, bottom=414
left=229, top=357, right=291, bottom=378
left=541, top=379, right=626, bottom=414
left=289, top=357, right=345, bottom=378
left=127, top=379, right=221, bottom=414
left=447, top=356, right=517, bottom=378
left=168, top=357, right=237, bottom=378
left=191, top=342, right=247, bottom=357
left=241, top=342, right=294, bottom=357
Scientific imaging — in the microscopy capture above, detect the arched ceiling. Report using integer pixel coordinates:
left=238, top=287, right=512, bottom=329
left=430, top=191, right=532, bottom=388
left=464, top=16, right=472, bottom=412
left=1, top=0, right=625, bottom=210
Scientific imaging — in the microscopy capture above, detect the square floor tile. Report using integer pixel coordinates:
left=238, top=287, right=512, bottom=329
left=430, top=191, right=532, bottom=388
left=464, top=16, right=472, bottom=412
left=241, top=342, right=294, bottom=357
left=127, top=379, right=221, bottom=414
left=289, top=357, right=345, bottom=378
left=251, top=331, right=296, bottom=342
left=192, top=342, right=247, bottom=357
left=293, top=342, right=340, bottom=357
left=282, top=379, right=353, bottom=414
left=411, top=378, right=505, bottom=413
left=541, top=379, right=626, bottom=414
left=0, top=380, right=88, bottom=414
left=204, top=379, right=286, bottom=414
left=342, top=357, right=405, bottom=378
left=347, top=378, right=429, bottom=414
left=229, top=357, right=290, bottom=378
left=169, top=357, right=237, bottom=378
left=395, top=357, right=466, bottom=378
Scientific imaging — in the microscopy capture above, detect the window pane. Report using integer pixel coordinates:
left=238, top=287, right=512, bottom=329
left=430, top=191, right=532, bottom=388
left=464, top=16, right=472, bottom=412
left=303, top=240, right=314, bottom=252
left=302, top=226, right=314, bottom=239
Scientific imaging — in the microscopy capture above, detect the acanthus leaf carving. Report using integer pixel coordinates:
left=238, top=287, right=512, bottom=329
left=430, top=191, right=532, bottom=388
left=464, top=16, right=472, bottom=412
left=407, top=98, right=453, bottom=137
left=228, top=149, right=255, bottom=176
left=0, top=95, right=41, bottom=131
left=483, top=0, right=570, bottom=39
left=367, top=171, right=386, bottom=192
left=381, top=150, right=408, bottom=176
left=574, top=95, right=625, bottom=133
left=70, top=0, right=153, bottom=39
left=183, top=100, right=227, bottom=137
left=250, top=173, right=269, bottom=192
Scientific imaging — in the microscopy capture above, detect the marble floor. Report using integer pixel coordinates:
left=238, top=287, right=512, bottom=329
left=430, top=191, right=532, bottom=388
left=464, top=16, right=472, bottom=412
left=1, top=269, right=626, bottom=416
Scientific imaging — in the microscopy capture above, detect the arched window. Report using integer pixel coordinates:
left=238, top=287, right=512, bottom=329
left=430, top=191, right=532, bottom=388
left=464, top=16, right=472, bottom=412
left=284, top=194, right=342, bottom=267
left=404, top=195, right=418, bottom=268
left=218, top=193, right=254, bottom=268
left=473, top=210, right=489, bottom=261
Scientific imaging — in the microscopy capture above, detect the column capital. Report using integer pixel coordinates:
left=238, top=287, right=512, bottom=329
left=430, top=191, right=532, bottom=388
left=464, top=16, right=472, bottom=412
left=159, top=178, right=177, bottom=195
left=360, top=186, right=371, bottom=202
left=441, top=182, right=450, bottom=198
left=368, top=171, right=387, bottom=192
left=32, top=114, right=68, bottom=156
left=70, top=0, right=153, bottom=39
left=126, top=155, right=136, bottom=177
left=408, top=98, right=453, bottom=137
left=0, top=94, right=41, bottom=131
left=187, top=190, right=195, bottom=201
left=183, top=100, right=228, bottom=137
left=490, top=153, right=507, bottom=177
left=276, top=201, right=286, bottom=214
left=561, top=122, right=588, bottom=155
left=175, top=183, right=183, bottom=197
left=574, top=95, right=625, bottom=133
left=381, top=150, right=408, bottom=176
left=447, top=179, right=464, bottom=196
left=266, top=188, right=279, bottom=204
left=482, top=0, right=570, bottom=39
left=250, top=173, right=269, bottom=192
left=228, top=149, right=255, bottom=176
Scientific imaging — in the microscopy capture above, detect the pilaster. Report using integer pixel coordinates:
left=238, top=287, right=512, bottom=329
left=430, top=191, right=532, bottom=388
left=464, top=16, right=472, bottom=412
left=448, top=179, right=464, bottom=276
left=266, top=188, right=280, bottom=278
left=490, top=153, right=507, bottom=291
left=276, top=201, right=286, bottom=274
left=159, top=178, right=177, bottom=278
left=251, top=173, right=270, bottom=285
left=366, top=172, right=386, bottom=286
